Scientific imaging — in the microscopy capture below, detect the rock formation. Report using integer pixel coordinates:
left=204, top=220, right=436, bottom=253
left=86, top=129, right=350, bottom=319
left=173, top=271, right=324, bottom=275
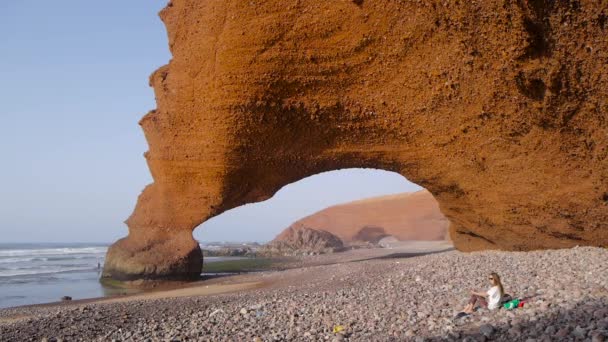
left=287, top=190, right=449, bottom=244
left=259, top=225, right=345, bottom=256
left=104, top=0, right=608, bottom=280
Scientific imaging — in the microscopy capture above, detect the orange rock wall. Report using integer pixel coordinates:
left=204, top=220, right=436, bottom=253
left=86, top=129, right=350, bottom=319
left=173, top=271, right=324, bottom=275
left=104, top=0, right=608, bottom=280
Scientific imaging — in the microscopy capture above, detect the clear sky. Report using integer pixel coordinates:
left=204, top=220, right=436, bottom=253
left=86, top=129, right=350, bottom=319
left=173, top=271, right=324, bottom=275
left=0, top=1, right=420, bottom=244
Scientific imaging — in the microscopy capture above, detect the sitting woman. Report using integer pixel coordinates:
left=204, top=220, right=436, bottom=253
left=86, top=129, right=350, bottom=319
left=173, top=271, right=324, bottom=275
left=462, top=272, right=505, bottom=314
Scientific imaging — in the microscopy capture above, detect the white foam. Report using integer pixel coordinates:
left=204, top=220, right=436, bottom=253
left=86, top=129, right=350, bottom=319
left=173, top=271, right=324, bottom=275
left=0, top=266, right=95, bottom=278
left=0, top=247, right=107, bottom=258
left=0, top=246, right=106, bottom=279
left=0, top=257, right=47, bottom=264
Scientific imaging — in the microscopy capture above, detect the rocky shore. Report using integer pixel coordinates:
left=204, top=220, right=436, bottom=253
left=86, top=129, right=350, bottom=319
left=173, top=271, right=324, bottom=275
left=1, top=245, right=606, bottom=341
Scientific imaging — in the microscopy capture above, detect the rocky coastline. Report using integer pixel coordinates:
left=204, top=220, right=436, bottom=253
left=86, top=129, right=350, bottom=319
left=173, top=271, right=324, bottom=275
left=1, top=244, right=606, bottom=341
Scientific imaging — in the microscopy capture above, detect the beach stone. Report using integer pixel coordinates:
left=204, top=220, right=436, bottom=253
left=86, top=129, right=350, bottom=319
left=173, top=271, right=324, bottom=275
left=479, top=324, right=495, bottom=337
left=595, top=309, right=608, bottom=320
left=544, top=326, right=557, bottom=335
left=591, top=331, right=607, bottom=342
left=556, top=328, right=570, bottom=338
left=573, top=326, right=586, bottom=339
left=508, top=326, right=523, bottom=337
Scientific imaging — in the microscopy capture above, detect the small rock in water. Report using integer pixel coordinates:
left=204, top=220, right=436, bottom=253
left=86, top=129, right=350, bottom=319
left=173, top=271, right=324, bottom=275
left=61, top=296, right=72, bottom=301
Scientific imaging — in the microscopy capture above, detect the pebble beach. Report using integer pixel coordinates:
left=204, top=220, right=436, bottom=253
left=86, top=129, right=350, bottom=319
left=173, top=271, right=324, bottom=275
left=1, top=244, right=607, bottom=341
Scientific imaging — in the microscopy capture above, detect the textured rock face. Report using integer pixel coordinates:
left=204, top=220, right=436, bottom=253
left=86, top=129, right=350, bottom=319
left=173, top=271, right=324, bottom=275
left=290, top=190, right=449, bottom=243
left=104, top=0, right=608, bottom=280
left=260, top=225, right=344, bottom=256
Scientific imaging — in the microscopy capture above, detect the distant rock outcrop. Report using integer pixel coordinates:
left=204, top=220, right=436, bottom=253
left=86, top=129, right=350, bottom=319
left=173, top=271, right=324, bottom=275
left=288, top=190, right=449, bottom=244
left=260, top=225, right=344, bottom=256
left=202, top=247, right=256, bottom=257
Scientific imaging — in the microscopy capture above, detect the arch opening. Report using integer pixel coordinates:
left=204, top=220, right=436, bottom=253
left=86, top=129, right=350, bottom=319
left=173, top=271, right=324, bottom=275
left=194, top=168, right=449, bottom=247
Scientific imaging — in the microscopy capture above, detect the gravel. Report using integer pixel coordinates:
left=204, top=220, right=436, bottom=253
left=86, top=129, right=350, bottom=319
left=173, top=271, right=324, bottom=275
left=0, top=246, right=606, bottom=341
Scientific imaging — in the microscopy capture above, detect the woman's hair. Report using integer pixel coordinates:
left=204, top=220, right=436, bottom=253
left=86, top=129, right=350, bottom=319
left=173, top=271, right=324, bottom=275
left=490, top=272, right=504, bottom=297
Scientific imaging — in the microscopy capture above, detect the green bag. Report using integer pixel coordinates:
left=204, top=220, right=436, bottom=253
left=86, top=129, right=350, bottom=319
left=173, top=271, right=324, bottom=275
left=503, top=299, right=520, bottom=310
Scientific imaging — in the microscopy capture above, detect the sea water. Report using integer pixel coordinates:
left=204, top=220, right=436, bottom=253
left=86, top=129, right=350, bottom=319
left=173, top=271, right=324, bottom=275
left=0, top=243, right=238, bottom=309
left=0, top=243, right=109, bottom=309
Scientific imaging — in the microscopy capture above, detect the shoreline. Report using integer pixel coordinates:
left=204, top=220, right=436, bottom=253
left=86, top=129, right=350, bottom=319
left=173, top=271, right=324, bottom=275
left=1, top=241, right=452, bottom=312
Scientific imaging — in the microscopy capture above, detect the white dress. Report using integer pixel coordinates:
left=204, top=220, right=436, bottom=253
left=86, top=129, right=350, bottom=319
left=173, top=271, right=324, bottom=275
left=486, top=286, right=502, bottom=310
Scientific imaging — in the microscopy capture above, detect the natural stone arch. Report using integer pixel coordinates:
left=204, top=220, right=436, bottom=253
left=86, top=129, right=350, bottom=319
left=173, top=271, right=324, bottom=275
left=103, top=0, right=608, bottom=281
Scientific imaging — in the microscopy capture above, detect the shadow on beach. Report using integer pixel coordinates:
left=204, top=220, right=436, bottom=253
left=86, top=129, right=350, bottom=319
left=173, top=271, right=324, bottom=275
left=425, top=297, right=608, bottom=341
left=354, top=247, right=456, bottom=262
left=276, top=244, right=456, bottom=271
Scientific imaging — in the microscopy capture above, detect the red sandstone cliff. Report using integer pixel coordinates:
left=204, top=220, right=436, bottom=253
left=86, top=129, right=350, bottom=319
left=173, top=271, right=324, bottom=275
left=288, top=190, right=448, bottom=244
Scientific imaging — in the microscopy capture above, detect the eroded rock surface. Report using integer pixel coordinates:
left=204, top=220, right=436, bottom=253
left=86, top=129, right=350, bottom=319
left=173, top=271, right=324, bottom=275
left=104, top=0, right=608, bottom=280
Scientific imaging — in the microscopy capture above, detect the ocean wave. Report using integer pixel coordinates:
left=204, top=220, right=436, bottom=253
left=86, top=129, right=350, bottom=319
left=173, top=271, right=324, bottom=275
left=0, top=255, right=102, bottom=264
left=0, top=266, right=97, bottom=278
left=1, top=262, right=100, bottom=270
left=0, top=295, right=27, bottom=300
left=0, top=247, right=107, bottom=258
left=0, top=257, right=49, bottom=264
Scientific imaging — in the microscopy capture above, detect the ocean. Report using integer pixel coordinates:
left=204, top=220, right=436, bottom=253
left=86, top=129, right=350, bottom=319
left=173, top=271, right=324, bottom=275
left=0, top=243, right=239, bottom=309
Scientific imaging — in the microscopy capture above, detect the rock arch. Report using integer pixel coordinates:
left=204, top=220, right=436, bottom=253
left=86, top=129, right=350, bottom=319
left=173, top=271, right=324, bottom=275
left=103, top=0, right=607, bottom=281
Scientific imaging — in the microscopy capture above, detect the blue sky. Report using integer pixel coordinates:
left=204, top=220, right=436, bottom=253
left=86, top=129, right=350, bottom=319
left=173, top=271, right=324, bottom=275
left=0, top=1, right=420, bottom=243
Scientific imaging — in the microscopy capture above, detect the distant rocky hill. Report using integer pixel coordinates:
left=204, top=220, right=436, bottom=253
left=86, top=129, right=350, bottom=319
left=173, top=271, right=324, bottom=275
left=259, top=225, right=345, bottom=256
left=280, top=190, right=449, bottom=245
